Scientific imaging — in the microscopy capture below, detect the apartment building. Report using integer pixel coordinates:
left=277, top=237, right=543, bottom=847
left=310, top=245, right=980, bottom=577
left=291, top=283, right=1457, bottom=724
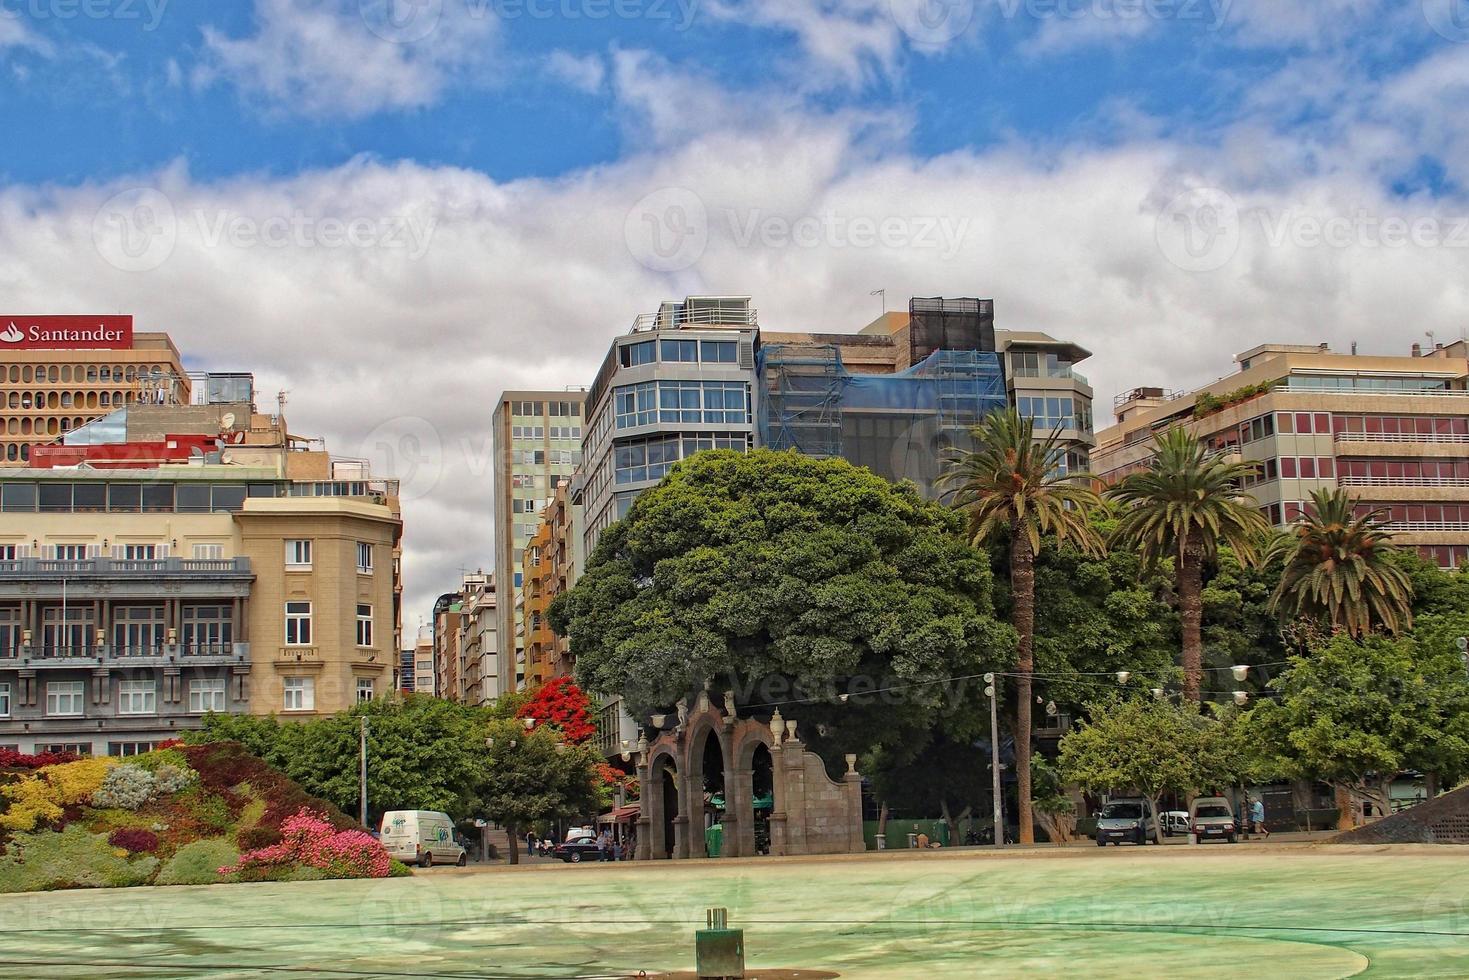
left=490, top=390, right=586, bottom=693
left=432, top=593, right=464, bottom=704
left=412, top=628, right=435, bottom=697
left=0, top=401, right=402, bottom=755
left=0, top=315, right=192, bottom=466
left=1094, top=341, right=1469, bottom=567
left=995, top=329, right=1097, bottom=474
left=459, top=573, right=497, bottom=705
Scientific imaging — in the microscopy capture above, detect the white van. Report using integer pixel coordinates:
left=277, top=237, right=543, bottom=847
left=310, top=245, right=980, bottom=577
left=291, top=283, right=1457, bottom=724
left=379, top=810, right=466, bottom=868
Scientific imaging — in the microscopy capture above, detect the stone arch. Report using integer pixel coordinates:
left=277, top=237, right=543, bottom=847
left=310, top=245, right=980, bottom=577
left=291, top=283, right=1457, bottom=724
left=683, top=718, right=727, bottom=859
left=731, top=721, right=779, bottom=858
left=645, top=746, right=682, bottom=860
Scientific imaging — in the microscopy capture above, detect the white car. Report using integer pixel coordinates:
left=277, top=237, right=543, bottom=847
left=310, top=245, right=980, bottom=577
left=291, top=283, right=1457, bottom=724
left=379, top=810, right=467, bottom=868
left=1161, top=811, right=1192, bottom=837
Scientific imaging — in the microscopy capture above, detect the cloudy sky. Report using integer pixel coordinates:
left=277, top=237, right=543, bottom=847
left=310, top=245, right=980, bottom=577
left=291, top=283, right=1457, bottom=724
left=2, top=0, right=1467, bottom=629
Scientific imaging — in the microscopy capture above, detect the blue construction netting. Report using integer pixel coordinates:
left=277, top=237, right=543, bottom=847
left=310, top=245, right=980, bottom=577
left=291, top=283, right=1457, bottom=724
left=756, top=344, right=1007, bottom=496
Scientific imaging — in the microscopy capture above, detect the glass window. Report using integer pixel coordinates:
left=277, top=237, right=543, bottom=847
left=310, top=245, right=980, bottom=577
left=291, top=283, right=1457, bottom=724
left=702, top=340, right=738, bottom=363
left=619, top=340, right=655, bottom=367
left=189, top=678, right=227, bottom=713
left=141, top=483, right=174, bottom=512
left=182, top=604, right=233, bottom=653
left=661, top=339, right=699, bottom=362
left=356, top=542, right=374, bottom=574
left=283, top=676, right=314, bottom=712
left=356, top=604, right=373, bottom=647
left=46, top=681, right=85, bottom=716
left=1012, top=351, right=1039, bottom=378
left=614, top=382, right=657, bottom=429
left=107, top=483, right=141, bottom=513
left=72, top=484, right=105, bottom=513
left=285, top=539, right=312, bottom=568
left=0, top=681, right=9, bottom=717
left=285, top=602, right=312, bottom=645
left=118, top=680, right=157, bottom=715
left=211, top=485, right=247, bottom=512
left=0, top=484, right=37, bottom=512
left=38, top=484, right=72, bottom=513
left=356, top=678, right=375, bottom=703
left=113, top=605, right=165, bottom=656
left=176, top=484, right=211, bottom=513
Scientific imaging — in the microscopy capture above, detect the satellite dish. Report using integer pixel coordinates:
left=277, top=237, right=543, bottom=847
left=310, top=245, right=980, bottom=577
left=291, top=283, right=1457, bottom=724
left=220, top=412, right=237, bottom=429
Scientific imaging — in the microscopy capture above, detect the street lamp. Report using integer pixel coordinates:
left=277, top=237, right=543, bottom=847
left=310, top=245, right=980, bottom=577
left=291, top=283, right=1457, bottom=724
left=1232, top=691, right=1249, bottom=706
left=984, top=673, right=1004, bottom=848
left=1231, top=665, right=1250, bottom=682
left=1116, top=671, right=1131, bottom=685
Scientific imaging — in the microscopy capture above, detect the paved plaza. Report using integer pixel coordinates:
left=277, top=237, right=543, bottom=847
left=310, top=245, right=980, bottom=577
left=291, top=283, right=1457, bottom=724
left=2, top=844, right=1466, bottom=978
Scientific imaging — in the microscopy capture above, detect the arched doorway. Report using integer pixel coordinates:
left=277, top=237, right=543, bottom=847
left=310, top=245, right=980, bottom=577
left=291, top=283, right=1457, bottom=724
left=659, top=763, right=679, bottom=860
left=750, top=743, right=774, bottom=856
left=697, top=729, right=725, bottom=856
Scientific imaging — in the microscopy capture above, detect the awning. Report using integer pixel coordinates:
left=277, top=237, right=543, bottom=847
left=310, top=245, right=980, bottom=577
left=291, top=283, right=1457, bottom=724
left=597, top=805, right=640, bottom=824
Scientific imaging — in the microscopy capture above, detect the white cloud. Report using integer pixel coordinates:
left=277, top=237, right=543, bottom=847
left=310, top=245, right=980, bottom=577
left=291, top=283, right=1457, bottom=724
left=5, top=43, right=1469, bottom=623
left=0, top=16, right=54, bottom=56
left=197, top=0, right=498, bottom=118
left=544, top=50, right=606, bottom=94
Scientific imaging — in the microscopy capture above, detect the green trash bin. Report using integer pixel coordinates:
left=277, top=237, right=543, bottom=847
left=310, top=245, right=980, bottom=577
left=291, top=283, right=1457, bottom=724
left=705, top=823, right=723, bottom=858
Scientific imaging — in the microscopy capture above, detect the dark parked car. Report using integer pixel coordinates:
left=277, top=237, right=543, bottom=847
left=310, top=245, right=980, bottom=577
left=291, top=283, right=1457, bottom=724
left=553, top=839, right=604, bottom=863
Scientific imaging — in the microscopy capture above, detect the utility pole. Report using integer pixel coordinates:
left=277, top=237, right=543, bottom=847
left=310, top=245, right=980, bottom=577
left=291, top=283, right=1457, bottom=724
left=985, top=673, right=1004, bottom=847
left=359, top=716, right=369, bottom=829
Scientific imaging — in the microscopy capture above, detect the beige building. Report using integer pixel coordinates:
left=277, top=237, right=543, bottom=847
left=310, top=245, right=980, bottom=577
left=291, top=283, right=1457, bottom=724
left=0, top=399, right=403, bottom=755
left=1094, top=341, right=1469, bottom=566
left=490, top=390, right=586, bottom=692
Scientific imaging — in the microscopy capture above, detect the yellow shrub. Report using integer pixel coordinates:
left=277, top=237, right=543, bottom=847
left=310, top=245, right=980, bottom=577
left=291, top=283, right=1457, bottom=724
left=0, top=758, right=117, bottom=833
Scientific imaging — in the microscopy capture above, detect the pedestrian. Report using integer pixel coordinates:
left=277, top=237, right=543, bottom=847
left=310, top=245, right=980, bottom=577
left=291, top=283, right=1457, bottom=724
left=1251, top=798, right=1270, bottom=838
left=597, top=830, right=610, bottom=862
left=525, top=830, right=536, bottom=855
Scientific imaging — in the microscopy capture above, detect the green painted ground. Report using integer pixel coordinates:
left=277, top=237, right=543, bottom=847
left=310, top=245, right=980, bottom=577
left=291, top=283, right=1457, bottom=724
left=1, top=845, right=1466, bottom=978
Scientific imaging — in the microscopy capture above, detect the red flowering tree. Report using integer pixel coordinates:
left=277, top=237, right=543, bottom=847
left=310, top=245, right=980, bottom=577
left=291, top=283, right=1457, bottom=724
left=517, top=675, right=596, bottom=745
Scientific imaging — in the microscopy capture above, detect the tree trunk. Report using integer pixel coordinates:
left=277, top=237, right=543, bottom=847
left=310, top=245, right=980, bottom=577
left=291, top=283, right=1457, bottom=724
left=941, top=798, right=956, bottom=845
left=1334, top=784, right=1357, bottom=830
left=1427, top=771, right=1440, bottom=799
left=1011, top=532, right=1036, bottom=845
left=506, top=823, right=520, bottom=865
left=1178, top=541, right=1206, bottom=703
left=1148, top=796, right=1165, bottom=844
left=877, top=801, right=889, bottom=837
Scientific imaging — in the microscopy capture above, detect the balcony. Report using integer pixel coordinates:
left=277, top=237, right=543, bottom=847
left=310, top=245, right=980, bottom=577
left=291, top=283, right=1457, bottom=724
left=1340, top=477, right=1469, bottom=488
left=1335, top=431, right=1469, bottom=445
left=1383, top=522, right=1469, bottom=533
left=0, top=557, right=252, bottom=578
left=0, top=642, right=250, bottom=668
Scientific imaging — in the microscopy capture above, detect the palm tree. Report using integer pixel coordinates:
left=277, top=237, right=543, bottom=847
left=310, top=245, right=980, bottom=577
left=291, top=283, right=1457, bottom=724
left=1271, top=487, right=1413, bottom=636
left=942, top=408, right=1102, bottom=845
left=1107, top=428, right=1269, bottom=702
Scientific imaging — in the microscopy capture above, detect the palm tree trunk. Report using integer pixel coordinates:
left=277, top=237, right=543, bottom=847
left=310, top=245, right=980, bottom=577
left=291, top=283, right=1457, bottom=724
left=1011, top=532, right=1036, bottom=845
left=1178, top=540, right=1205, bottom=703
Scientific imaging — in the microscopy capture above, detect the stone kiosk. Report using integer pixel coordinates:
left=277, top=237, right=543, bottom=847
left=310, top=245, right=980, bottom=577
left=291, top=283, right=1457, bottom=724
left=633, top=691, right=865, bottom=860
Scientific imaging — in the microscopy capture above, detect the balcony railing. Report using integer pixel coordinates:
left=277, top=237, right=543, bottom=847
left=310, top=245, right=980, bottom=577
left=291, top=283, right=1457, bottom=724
left=0, top=558, right=252, bottom=577
left=0, top=643, right=249, bottom=663
left=1382, top=522, right=1469, bottom=533
left=1340, top=476, right=1469, bottom=488
left=1334, top=431, right=1469, bottom=444
left=630, top=306, right=758, bottom=332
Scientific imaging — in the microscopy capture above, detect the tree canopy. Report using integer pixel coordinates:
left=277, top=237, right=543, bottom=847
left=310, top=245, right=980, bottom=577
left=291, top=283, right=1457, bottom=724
left=551, top=450, right=1015, bottom=751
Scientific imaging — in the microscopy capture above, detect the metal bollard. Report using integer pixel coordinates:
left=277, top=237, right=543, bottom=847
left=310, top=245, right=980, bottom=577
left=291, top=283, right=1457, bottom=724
left=695, top=907, right=745, bottom=979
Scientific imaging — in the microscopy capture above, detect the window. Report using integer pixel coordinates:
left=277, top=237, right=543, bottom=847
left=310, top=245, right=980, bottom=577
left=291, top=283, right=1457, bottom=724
left=121, top=544, right=157, bottom=561
left=356, top=542, right=374, bottom=574
left=182, top=604, right=233, bottom=653
left=113, top=605, right=165, bottom=656
left=356, top=678, right=375, bottom=703
left=661, top=339, right=698, bottom=362
left=285, top=539, right=312, bottom=569
left=42, top=606, right=93, bottom=654
left=356, top=604, right=374, bottom=647
left=614, top=382, right=658, bottom=429
left=46, top=681, right=84, bottom=716
left=42, top=742, right=92, bottom=756
left=0, top=682, right=9, bottom=717
left=702, top=340, right=738, bottom=363
left=118, top=680, right=157, bottom=715
left=192, top=543, right=224, bottom=560
left=283, top=676, right=314, bottom=712
left=188, top=678, right=227, bottom=713
left=285, top=601, right=312, bottom=645
left=109, top=742, right=159, bottom=757
left=619, top=340, right=655, bottom=367
left=53, top=544, right=89, bottom=561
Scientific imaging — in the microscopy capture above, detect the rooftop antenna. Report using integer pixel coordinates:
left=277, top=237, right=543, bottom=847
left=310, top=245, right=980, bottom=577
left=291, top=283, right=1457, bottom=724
left=870, top=288, right=886, bottom=317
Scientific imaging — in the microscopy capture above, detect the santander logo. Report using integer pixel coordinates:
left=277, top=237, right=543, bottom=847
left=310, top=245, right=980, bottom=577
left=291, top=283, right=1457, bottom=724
left=0, top=323, right=22, bottom=344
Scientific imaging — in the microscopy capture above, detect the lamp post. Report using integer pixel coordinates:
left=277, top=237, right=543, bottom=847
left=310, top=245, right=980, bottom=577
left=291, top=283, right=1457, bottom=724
left=985, top=673, right=1004, bottom=847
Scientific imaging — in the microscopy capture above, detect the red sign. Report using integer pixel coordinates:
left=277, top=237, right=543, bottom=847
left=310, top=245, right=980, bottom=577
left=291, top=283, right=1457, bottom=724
left=0, top=316, right=133, bottom=351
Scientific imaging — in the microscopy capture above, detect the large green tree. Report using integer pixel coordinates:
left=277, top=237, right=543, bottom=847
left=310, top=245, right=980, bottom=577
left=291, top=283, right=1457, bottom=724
left=1270, top=488, right=1414, bottom=637
left=479, top=717, right=603, bottom=864
left=941, top=408, right=1102, bottom=845
left=1108, top=428, right=1270, bottom=702
left=1058, top=697, right=1247, bottom=843
left=552, top=449, right=1015, bottom=758
left=1247, top=629, right=1469, bottom=824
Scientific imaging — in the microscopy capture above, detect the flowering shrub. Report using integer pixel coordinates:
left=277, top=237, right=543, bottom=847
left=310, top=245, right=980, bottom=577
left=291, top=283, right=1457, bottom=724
left=153, top=764, right=195, bottom=795
left=108, top=828, right=159, bottom=854
left=0, top=758, right=116, bottom=832
left=93, top=765, right=157, bottom=810
left=518, top=675, right=597, bottom=744
left=0, top=748, right=79, bottom=770
left=220, top=808, right=391, bottom=880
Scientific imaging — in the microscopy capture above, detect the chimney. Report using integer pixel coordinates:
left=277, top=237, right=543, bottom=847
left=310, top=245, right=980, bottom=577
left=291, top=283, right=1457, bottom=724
left=1350, top=342, right=1358, bottom=355
left=1412, top=343, right=1422, bottom=357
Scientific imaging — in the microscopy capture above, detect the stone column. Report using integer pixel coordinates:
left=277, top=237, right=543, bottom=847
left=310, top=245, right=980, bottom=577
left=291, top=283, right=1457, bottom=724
left=768, top=741, right=789, bottom=857
left=843, top=754, right=866, bottom=853
left=635, top=760, right=653, bottom=861
left=782, top=738, right=810, bottom=856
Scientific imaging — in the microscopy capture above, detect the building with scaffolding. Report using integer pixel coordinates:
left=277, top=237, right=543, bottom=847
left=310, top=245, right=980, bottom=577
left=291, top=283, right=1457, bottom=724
left=756, top=298, right=1010, bottom=497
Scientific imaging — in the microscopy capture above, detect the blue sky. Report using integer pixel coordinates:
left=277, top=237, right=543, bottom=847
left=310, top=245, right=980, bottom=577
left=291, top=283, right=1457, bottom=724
left=2, top=0, right=1468, bottom=620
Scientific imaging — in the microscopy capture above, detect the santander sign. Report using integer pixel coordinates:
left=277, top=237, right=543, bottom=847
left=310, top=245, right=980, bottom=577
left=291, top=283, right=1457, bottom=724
left=0, top=316, right=133, bottom=350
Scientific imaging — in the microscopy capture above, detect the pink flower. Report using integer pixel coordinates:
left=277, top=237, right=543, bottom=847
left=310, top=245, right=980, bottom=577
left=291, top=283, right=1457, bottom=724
left=220, top=808, right=392, bottom=878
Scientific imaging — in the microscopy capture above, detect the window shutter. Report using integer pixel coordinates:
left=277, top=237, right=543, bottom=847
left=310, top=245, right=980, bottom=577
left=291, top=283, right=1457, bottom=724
left=86, top=545, right=102, bottom=559
left=738, top=339, right=755, bottom=370
left=16, top=545, right=30, bottom=558
left=44, top=545, right=57, bottom=559
left=158, top=543, right=171, bottom=558
left=112, top=545, right=125, bottom=559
